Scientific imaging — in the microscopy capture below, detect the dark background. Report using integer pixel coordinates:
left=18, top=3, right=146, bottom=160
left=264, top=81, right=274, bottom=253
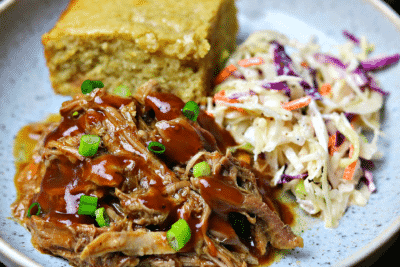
left=1, top=0, right=399, bottom=266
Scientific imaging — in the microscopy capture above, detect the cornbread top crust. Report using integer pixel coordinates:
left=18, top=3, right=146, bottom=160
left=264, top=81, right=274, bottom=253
left=42, top=0, right=228, bottom=60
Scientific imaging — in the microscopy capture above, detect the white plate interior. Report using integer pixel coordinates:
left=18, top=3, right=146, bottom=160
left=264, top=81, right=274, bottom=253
left=1, top=0, right=400, bottom=266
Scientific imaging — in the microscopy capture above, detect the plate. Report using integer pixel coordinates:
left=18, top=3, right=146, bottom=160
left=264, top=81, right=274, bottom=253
left=0, top=0, right=15, bottom=13
left=1, top=0, right=400, bottom=266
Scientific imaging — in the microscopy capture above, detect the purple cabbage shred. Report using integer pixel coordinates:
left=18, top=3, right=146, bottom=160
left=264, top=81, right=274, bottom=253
left=360, top=157, right=375, bottom=170
left=300, top=80, right=323, bottom=100
left=361, top=54, right=400, bottom=71
left=314, top=53, right=347, bottom=69
left=228, top=90, right=257, bottom=100
left=232, top=70, right=246, bottom=80
left=270, top=40, right=322, bottom=100
left=368, top=76, right=390, bottom=96
left=343, top=30, right=360, bottom=45
left=352, top=64, right=389, bottom=95
left=261, top=81, right=291, bottom=97
left=269, top=41, right=298, bottom=76
left=362, top=170, right=377, bottom=193
left=278, top=173, right=308, bottom=184
left=344, top=113, right=357, bottom=122
left=335, top=131, right=345, bottom=147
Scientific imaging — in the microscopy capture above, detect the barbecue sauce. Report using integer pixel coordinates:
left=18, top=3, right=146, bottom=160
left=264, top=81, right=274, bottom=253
left=155, top=119, right=204, bottom=164
left=13, top=89, right=297, bottom=266
left=145, top=92, right=185, bottom=121
left=198, top=175, right=244, bottom=208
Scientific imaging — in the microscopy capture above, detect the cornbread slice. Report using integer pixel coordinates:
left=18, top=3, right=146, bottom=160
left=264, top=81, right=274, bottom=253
left=42, top=0, right=238, bottom=103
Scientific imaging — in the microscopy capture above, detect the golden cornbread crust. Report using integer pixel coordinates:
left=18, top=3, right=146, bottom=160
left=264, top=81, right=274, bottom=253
left=42, top=0, right=238, bottom=103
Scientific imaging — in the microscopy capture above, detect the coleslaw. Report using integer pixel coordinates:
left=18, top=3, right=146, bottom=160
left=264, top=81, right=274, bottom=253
left=206, top=30, right=399, bottom=228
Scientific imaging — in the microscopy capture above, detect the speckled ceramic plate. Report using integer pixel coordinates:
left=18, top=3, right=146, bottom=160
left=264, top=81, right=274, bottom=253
left=1, top=0, right=400, bottom=266
left=0, top=0, right=15, bottom=13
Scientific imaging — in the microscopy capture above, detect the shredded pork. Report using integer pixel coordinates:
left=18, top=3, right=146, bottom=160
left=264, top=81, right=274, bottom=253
left=11, top=80, right=303, bottom=266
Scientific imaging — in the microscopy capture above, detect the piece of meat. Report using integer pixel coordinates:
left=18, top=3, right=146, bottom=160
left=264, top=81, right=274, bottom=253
left=80, top=228, right=176, bottom=260
left=191, top=151, right=303, bottom=250
left=252, top=221, right=269, bottom=255
left=115, top=188, right=177, bottom=226
left=241, top=195, right=303, bottom=249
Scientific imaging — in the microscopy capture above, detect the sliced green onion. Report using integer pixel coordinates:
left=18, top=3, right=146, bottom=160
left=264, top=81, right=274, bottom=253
left=148, top=141, right=165, bottom=154
left=295, top=180, right=307, bottom=198
left=228, top=142, right=254, bottom=154
left=182, top=101, right=200, bottom=122
left=78, top=195, right=98, bottom=216
left=113, top=84, right=132, bottom=97
left=81, top=80, right=104, bottom=94
left=27, top=202, right=41, bottom=218
left=92, top=80, right=104, bottom=89
left=78, top=134, right=101, bottom=157
left=72, top=111, right=79, bottom=117
left=95, top=207, right=110, bottom=227
left=167, top=219, right=191, bottom=251
left=81, top=80, right=94, bottom=94
left=193, top=161, right=211, bottom=177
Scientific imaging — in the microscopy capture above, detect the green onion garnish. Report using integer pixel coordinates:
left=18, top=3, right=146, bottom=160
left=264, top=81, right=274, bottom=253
left=91, top=80, right=104, bottom=89
left=27, top=202, right=41, bottom=218
left=78, top=134, right=101, bottom=157
left=148, top=141, right=165, bottom=154
left=113, top=84, right=132, bottom=97
left=228, top=142, right=254, bottom=154
left=295, top=180, right=307, bottom=198
left=78, top=195, right=98, bottom=216
left=182, top=101, right=200, bottom=122
left=167, top=219, right=191, bottom=251
left=72, top=111, right=79, bottom=117
left=95, top=207, right=110, bottom=227
left=193, top=161, right=211, bottom=177
left=81, top=80, right=104, bottom=94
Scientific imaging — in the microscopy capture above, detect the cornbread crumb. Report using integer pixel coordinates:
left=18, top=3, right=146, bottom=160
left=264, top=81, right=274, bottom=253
left=42, top=0, right=238, bottom=103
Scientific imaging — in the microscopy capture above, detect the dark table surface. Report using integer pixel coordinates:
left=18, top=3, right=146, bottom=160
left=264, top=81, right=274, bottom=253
left=1, top=0, right=400, bottom=267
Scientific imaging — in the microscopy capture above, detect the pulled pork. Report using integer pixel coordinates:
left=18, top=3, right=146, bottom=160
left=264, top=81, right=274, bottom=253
left=11, top=80, right=303, bottom=267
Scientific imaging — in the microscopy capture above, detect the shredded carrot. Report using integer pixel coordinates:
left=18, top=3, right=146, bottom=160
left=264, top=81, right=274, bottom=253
left=328, top=134, right=343, bottom=156
left=205, top=111, right=214, bottom=118
left=238, top=57, right=264, bottom=67
left=320, top=83, right=332, bottom=97
left=213, top=90, right=246, bottom=113
left=281, top=96, right=312, bottom=111
left=343, top=160, right=357, bottom=180
left=343, top=144, right=357, bottom=180
left=300, top=61, right=309, bottom=68
left=328, top=134, right=337, bottom=156
left=214, top=64, right=237, bottom=85
left=349, top=144, right=354, bottom=158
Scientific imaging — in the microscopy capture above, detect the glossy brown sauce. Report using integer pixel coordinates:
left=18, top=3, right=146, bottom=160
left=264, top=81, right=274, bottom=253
left=137, top=175, right=175, bottom=212
left=197, top=109, right=237, bottom=153
left=145, top=92, right=185, bottom=121
left=198, top=175, right=244, bottom=208
left=155, top=119, right=203, bottom=164
left=14, top=90, right=297, bottom=265
left=208, top=212, right=238, bottom=243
